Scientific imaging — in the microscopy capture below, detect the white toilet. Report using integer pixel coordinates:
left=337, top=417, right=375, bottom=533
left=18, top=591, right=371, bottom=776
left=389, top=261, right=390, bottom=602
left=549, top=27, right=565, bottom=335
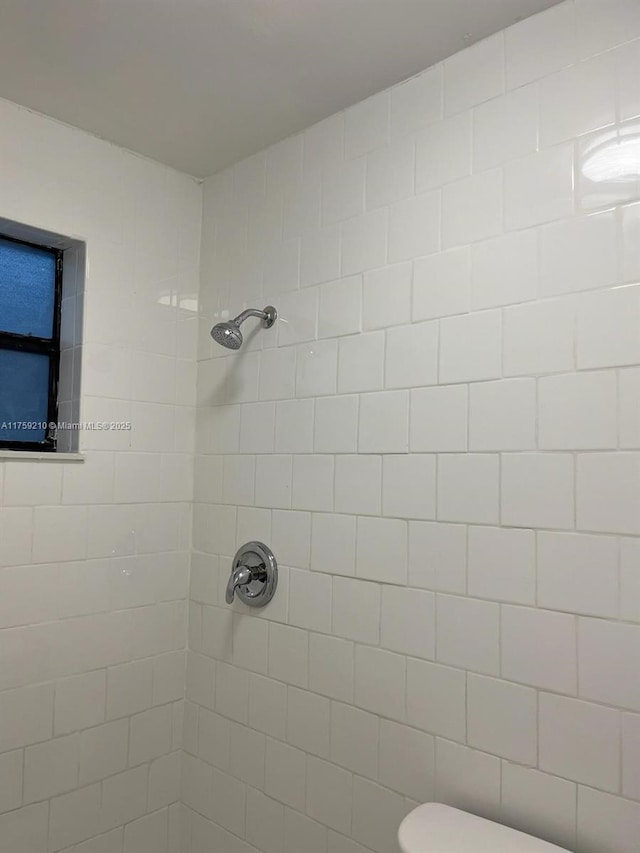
left=398, top=804, right=572, bottom=852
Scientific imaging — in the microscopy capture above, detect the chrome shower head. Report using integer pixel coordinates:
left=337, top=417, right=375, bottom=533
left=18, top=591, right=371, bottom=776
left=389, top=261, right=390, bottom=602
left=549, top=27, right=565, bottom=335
left=211, top=305, right=277, bottom=350
left=211, top=320, right=243, bottom=350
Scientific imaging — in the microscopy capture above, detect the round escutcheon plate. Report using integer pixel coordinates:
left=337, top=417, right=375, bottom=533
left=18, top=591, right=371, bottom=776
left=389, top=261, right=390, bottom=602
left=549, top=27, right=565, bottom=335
left=231, top=541, right=277, bottom=607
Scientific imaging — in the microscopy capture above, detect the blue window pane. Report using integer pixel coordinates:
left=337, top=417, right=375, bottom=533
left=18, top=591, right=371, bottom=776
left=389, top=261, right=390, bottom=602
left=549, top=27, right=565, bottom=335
left=0, top=350, right=50, bottom=442
left=0, top=238, right=56, bottom=338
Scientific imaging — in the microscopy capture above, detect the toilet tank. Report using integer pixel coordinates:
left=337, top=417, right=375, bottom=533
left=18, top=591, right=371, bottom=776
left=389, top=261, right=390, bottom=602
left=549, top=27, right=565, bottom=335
left=398, top=804, right=573, bottom=853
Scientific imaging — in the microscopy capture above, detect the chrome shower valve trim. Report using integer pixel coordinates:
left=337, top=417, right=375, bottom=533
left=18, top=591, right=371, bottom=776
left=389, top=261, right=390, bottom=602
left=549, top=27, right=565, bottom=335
left=225, top=541, right=278, bottom=607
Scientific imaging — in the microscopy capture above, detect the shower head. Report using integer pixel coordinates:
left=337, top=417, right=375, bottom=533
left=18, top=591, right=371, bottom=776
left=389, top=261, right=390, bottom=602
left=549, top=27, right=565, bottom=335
left=211, top=321, right=243, bottom=350
left=211, top=305, right=277, bottom=350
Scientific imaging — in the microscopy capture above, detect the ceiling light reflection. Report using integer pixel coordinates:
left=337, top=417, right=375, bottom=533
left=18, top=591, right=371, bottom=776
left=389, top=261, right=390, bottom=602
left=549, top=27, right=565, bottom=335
left=581, top=132, right=640, bottom=183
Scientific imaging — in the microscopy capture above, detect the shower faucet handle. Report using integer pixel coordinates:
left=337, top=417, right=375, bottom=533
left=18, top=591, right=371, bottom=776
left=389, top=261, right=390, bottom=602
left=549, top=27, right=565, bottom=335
left=225, top=565, right=253, bottom=604
left=224, top=542, right=278, bottom=608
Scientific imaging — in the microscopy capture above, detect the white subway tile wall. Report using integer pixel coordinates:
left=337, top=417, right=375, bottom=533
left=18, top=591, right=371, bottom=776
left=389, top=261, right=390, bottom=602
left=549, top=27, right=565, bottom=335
left=2, top=0, right=639, bottom=851
left=189, top=2, right=640, bottom=852
left=0, top=95, right=198, bottom=849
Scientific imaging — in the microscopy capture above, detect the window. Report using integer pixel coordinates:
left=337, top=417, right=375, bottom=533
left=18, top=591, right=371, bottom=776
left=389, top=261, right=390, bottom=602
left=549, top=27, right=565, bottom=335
left=0, top=233, right=63, bottom=451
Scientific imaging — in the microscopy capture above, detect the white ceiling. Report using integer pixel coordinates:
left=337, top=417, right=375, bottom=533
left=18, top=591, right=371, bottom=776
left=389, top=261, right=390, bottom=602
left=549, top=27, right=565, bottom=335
left=0, top=0, right=563, bottom=177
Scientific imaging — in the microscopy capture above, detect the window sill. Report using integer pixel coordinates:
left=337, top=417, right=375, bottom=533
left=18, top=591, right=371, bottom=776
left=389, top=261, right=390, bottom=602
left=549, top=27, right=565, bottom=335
left=0, top=450, right=85, bottom=462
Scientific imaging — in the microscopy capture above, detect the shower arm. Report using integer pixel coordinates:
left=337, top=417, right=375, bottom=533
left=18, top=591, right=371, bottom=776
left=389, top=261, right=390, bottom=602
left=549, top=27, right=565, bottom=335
left=233, top=308, right=269, bottom=326
left=233, top=306, right=277, bottom=328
